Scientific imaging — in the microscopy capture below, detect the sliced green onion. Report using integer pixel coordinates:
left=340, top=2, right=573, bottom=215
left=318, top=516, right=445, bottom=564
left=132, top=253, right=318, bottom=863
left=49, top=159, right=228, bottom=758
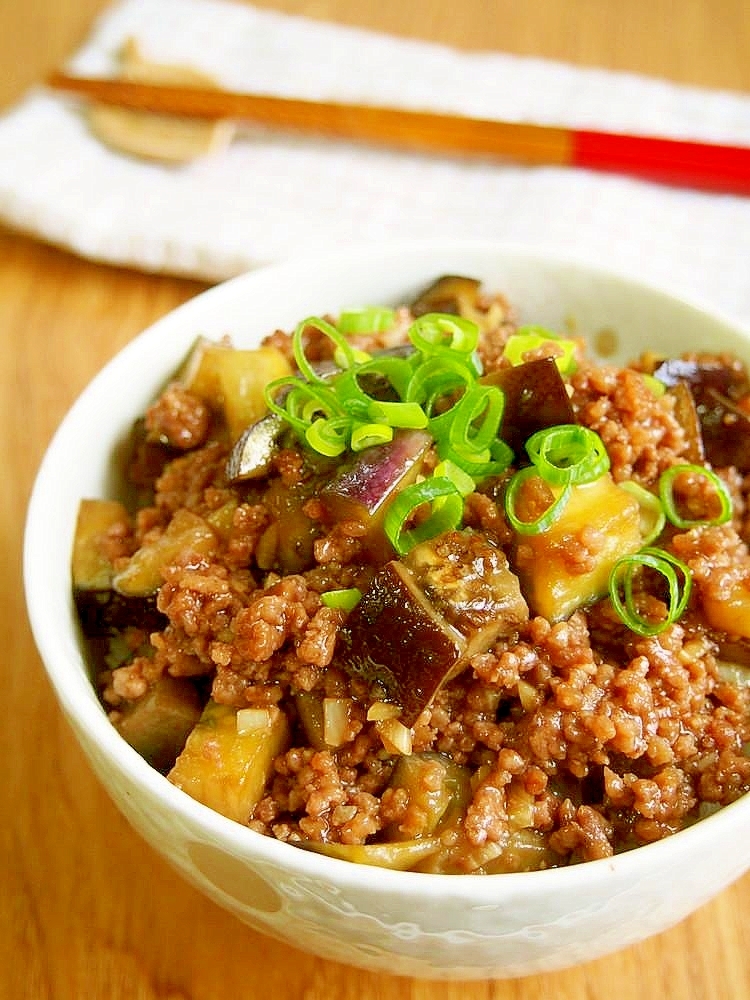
left=525, top=424, right=610, bottom=486
left=355, top=355, right=414, bottom=401
left=366, top=400, right=429, bottom=429
left=333, top=368, right=378, bottom=421
left=384, top=477, right=464, bottom=556
left=320, top=588, right=363, bottom=611
left=338, top=307, right=396, bottom=334
left=447, top=384, right=505, bottom=455
left=659, top=464, right=733, bottom=529
left=642, top=373, right=666, bottom=397
left=608, top=547, right=692, bottom=637
left=404, top=355, right=477, bottom=412
left=437, top=438, right=514, bottom=482
left=351, top=422, right=394, bottom=451
left=503, top=326, right=578, bottom=374
left=305, top=416, right=349, bottom=457
left=504, top=466, right=571, bottom=535
left=619, top=481, right=666, bottom=546
left=264, top=376, right=309, bottom=433
left=433, top=459, right=476, bottom=497
left=293, top=316, right=362, bottom=382
left=408, top=313, right=479, bottom=356
left=334, top=345, right=372, bottom=369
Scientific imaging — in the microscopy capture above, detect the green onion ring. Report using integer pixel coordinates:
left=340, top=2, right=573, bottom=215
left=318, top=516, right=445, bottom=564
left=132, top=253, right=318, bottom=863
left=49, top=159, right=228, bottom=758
left=338, top=307, right=396, bottom=334
left=305, top=416, right=350, bottom=457
left=366, top=400, right=428, bottom=429
left=320, top=588, right=363, bottom=611
left=263, top=376, right=310, bottom=433
left=404, top=355, right=477, bottom=412
left=619, top=481, right=666, bottom=546
left=525, top=424, right=610, bottom=486
left=658, top=464, right=733, bottom=529
left=293, top=316, right=362, bottom=382
left=355, top=355, right=415, bottom=401
left=408, top=312, right=480, bottom=356
left=333, top=368, right=378, bottom=421
left=437, top=439, right=514, bottom=482
left=447, top=384, right=505, bottom=455
left=384, top=477, right=464, bottom=556
left=433, top=459, right=476, bottom=497
left=503, top=326, right=578, bottom=374
left=350, top=422, right=394, bottom=451
left=608, top=547, right=692, bottom=637
left=504, top=466, right=572, bottom=535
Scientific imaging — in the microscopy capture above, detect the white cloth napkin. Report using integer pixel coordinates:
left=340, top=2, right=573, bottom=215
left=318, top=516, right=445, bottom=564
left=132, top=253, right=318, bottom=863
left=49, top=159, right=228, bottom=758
left=1, top=0, right=750, bottom=327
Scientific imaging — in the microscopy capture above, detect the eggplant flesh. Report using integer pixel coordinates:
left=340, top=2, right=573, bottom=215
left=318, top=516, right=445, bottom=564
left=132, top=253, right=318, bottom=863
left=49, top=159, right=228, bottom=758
left=73, top=497, right=166, bottom=636
left=404, top=529, right=529, bottom=654
left=319, top=429, right=432, bottom=562
left=652, top=357, right=750, bottom=472
left=337, top=530, right=528, bottom=725
left=410, top=275, right=482, bottom=317
left=115, top=675, right=203, bottom=773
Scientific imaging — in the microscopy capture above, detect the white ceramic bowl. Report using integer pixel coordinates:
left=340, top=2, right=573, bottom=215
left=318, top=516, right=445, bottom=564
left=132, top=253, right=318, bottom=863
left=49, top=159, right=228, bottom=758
left=24, top=241, right=750, bottom=980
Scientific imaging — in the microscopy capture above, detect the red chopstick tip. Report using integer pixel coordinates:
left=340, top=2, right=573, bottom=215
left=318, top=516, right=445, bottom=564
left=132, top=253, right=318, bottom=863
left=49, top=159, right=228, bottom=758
left=572, top=129, right=750, bottom=196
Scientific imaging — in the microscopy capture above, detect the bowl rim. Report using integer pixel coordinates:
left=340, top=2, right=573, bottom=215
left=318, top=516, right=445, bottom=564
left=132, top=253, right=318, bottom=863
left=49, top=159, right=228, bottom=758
left=23, top=237, right=750, bottom=900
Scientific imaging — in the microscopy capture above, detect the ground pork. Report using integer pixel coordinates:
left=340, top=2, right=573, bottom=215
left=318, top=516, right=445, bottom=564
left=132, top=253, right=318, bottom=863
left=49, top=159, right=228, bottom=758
left=81, top=291, right=750, bottom=874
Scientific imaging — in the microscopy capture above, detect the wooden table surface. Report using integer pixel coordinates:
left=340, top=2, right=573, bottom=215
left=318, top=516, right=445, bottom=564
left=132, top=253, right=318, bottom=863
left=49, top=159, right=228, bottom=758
left=3, top=2, right=749, bottom=998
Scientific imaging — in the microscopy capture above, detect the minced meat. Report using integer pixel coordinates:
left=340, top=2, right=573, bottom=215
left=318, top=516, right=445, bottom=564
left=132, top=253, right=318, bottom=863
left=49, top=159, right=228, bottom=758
left=76, top=281, right=750, bottom=874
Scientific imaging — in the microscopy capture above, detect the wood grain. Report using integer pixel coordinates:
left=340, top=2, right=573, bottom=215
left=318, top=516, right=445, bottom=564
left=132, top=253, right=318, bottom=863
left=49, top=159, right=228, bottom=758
left=2, top=3, right=749, bottom=999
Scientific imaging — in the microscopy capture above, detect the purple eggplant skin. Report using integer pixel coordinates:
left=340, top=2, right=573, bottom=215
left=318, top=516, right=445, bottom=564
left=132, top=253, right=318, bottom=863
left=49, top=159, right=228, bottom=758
left=226, top=413, right=287, bottom=482
left=74, top=589, right=165, bottom=638
left=337, top=530, right=529, bottom=726
left=322, top=429, right=432, bottom=517
left=336, top=559, right=466, bottom=726
left=652, top=356, right=750, bottom=472
left=319, top=429, right=432, bottom=562
left=481, top=358, right=576, bottom=454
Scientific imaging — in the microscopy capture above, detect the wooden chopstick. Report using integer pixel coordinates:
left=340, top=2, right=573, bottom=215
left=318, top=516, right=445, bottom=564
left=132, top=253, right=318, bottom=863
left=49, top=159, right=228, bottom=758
left=47, top=71, right=750, bottom=196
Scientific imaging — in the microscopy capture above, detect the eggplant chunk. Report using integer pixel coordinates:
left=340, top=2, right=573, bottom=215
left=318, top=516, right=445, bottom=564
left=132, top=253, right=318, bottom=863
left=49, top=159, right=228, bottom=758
left=385, top=752, right=471, bottom=840
left=410, top=275, right=481, bottom=317
left=226, top=412, right=286, bottom=482
left=115, top=676, right=203, bottom=773
left=302, top=837, right=442, bottom=870
left=73, top=498, right=131, bottom=590
left=416, top=827, right=555, bottom=875
left=75, top=589, right=164, bottom=638
left=179, top=336, right=292, bottom=442
left=668, top=382, right=705, bottom=464
left=337, top=559, right=465, bottom=724
left=320, top=429, right=432, bottom=562
left=112, top=508, right=218, bottom=596
left=482, top=358, right=575, bottom=454
left=512, top=474, right=642, bottom=622
left=168, top=700, right=290, bottom=824
left=652, top=356, right=750, bottom=471
left=337, top=530, right=528, bottom=724
left=701, top=574, right=750, bottom=640
left=404, top=529, right=529, bottom=657
left=73, top=498, right=164, bottom=635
